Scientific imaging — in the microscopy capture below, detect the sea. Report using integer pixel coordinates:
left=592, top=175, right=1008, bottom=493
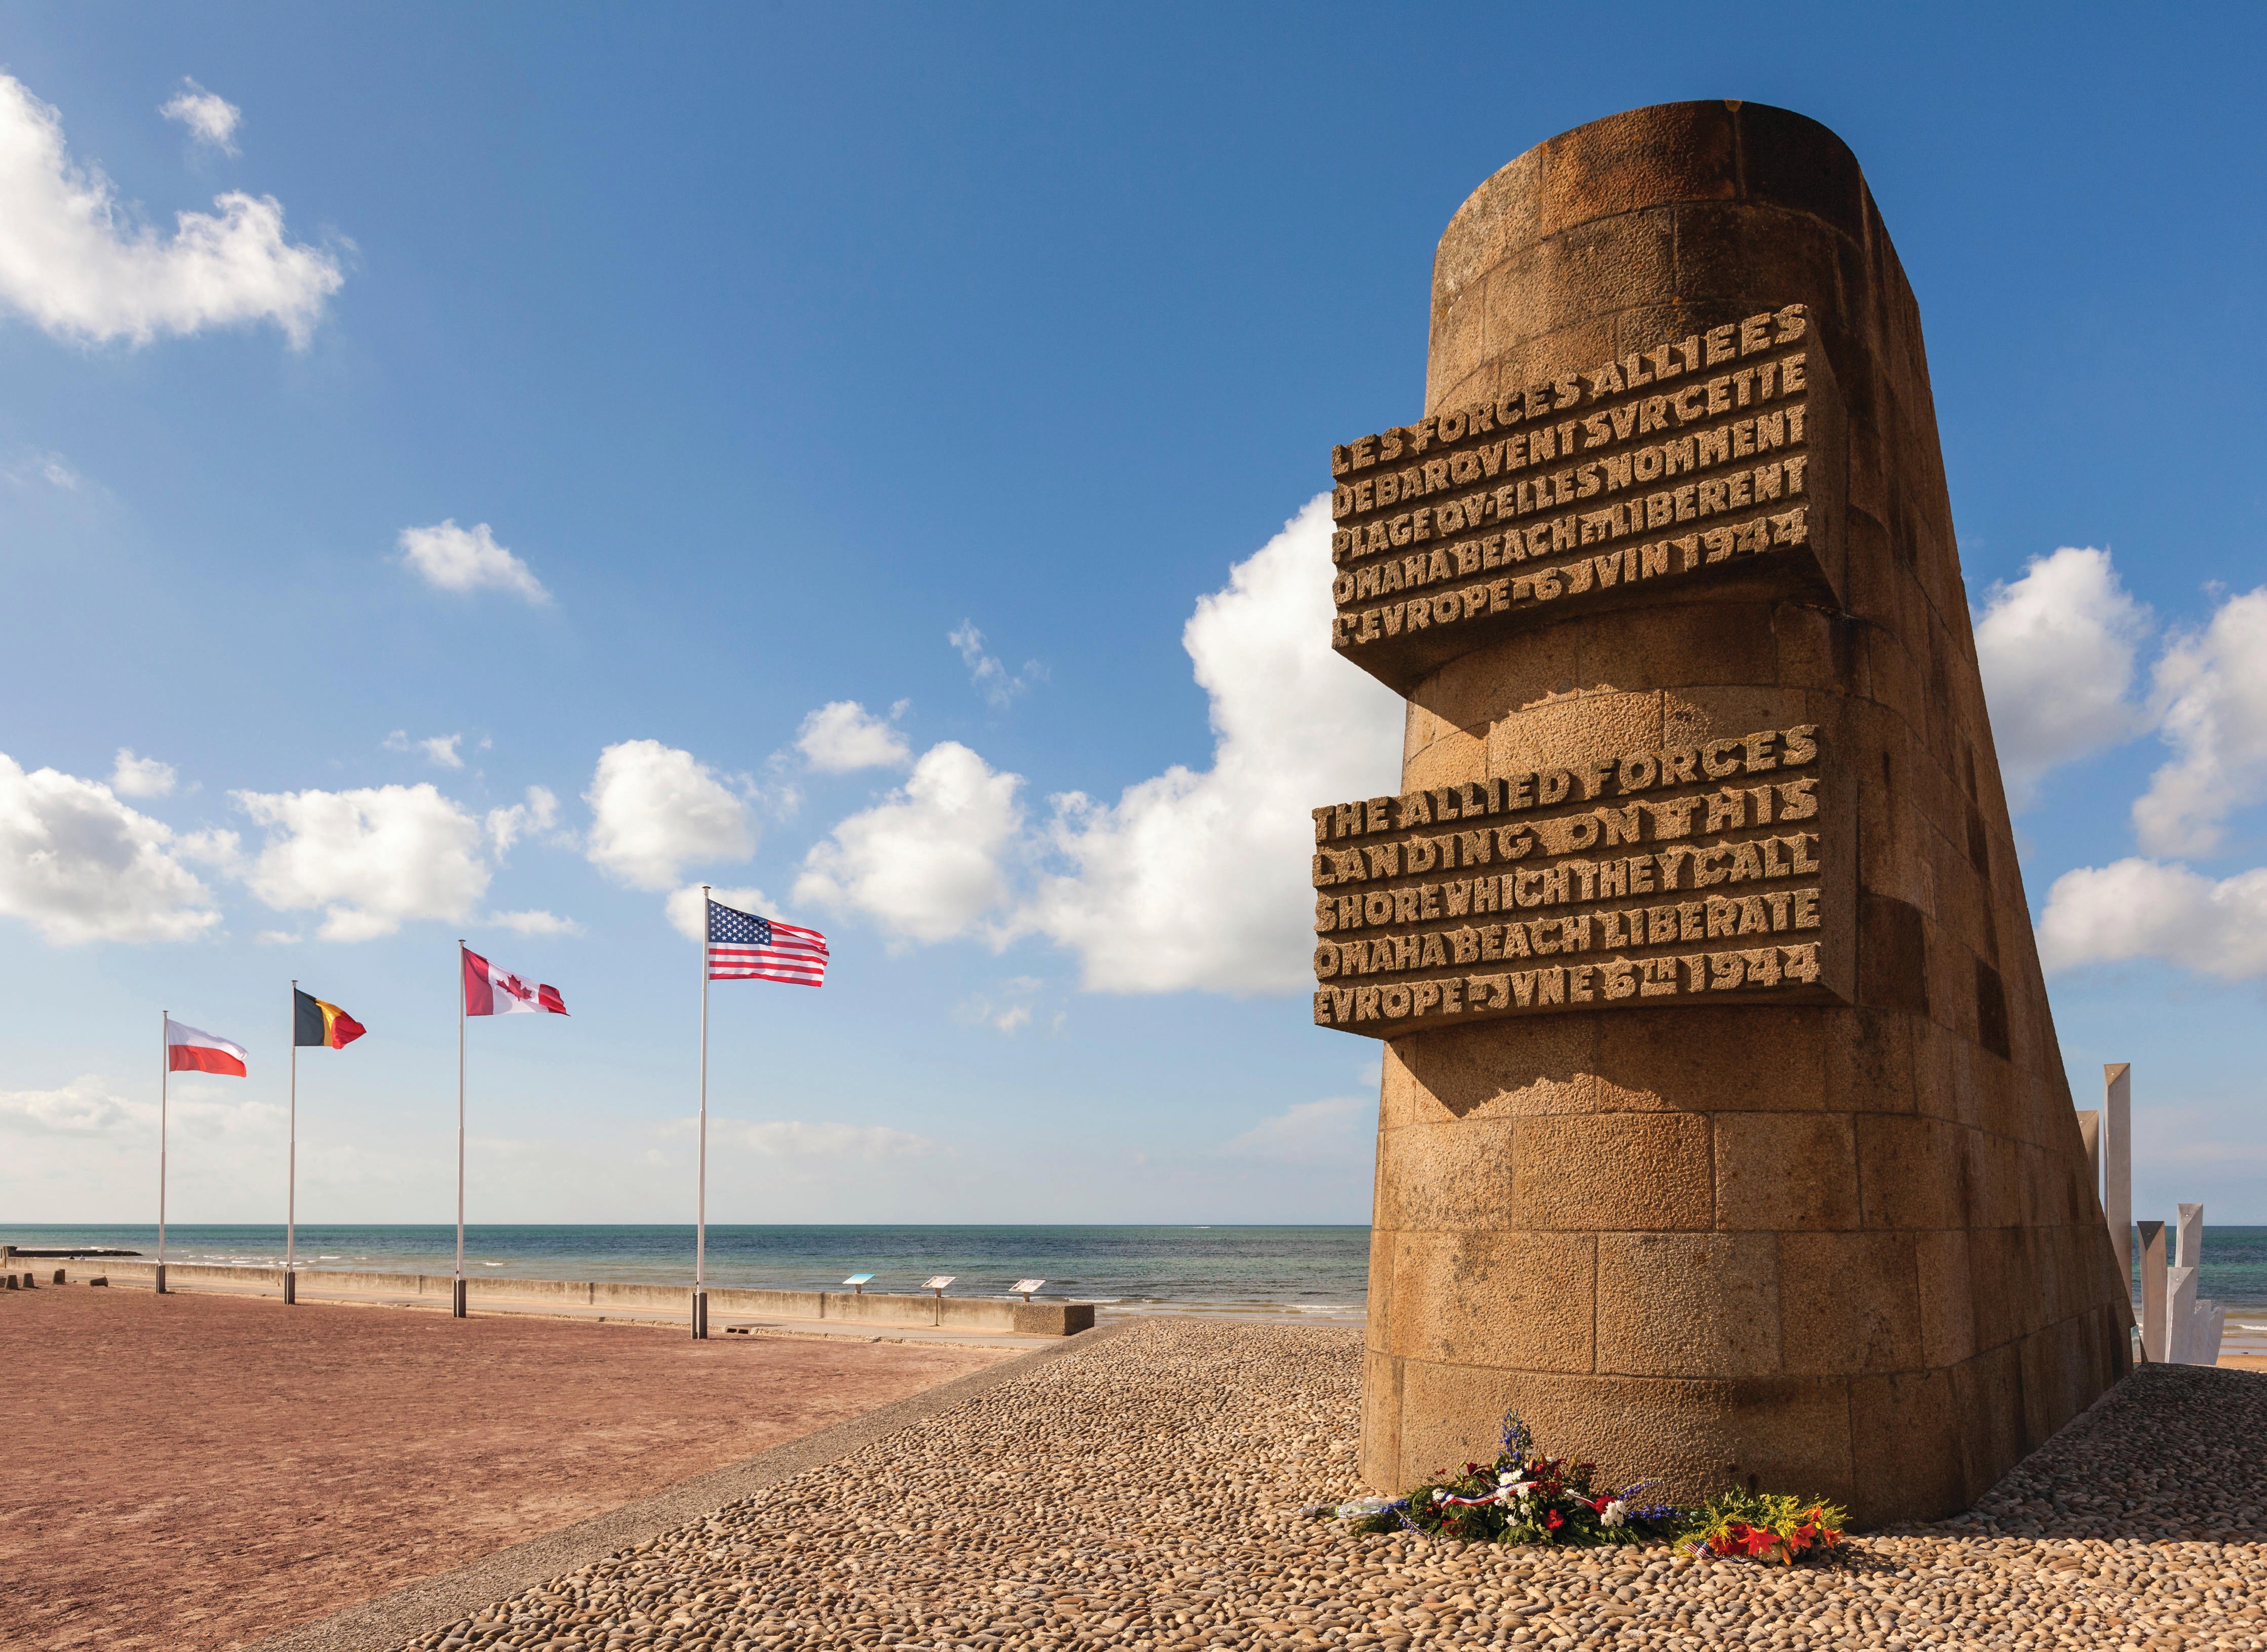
left=0, top=1224, right=1373, bottom=1321
left=10, top=1224, right=2263, bottom=1321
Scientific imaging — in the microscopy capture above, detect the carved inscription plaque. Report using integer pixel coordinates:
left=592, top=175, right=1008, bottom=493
left=1309, top=302, right=1857, bottom=1039
left=1326, top=304, right=1843, bottom=697
left=1309, top=723, right=1853, bottom=1036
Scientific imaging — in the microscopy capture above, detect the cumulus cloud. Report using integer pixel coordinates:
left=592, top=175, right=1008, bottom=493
left=583, top=740, right=753, bottom=891
left=0, top=1076, right=132, bottom=1135
left=949, top=622, right=1045, bottom=707
left=108, top=748, right=177, bottom=798
left=1226, top=1096, right=1372, bottom=1163
left=233, top=781, right=489, bottom=941
left=0, top=72, right=342, bottom=346
left=796, top=699, right=911, bottom=773
left=1973, top=547, right=2151, bottom=809
left=1011, top=495, right=1403, bottom=993
left=794, top=742, right=1024, bottom=943
left=2037, top=857, right=2267, bottom=980
left=396, top=520, right=549, bottom=604
left=0, top=752, right=223, bottom=943
left=484, top=785, right=558, bottom=854
left=726, top=1120, right=936, bottom=1160
left=2133, top=587, right=2267, bottom=857
left=384, top=729, right=465, bottom=769
left=665, top=883, right=770, bottom=942
left=160, top=78, right=241, bottom=153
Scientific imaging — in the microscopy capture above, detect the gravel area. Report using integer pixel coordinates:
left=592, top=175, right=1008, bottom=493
left=392, top=1321, right=2265, bottom=1652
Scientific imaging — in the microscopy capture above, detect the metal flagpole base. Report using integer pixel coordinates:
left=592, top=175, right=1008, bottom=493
left=692, top=1290, right=708, bottom=1340
left=154, top=1263, right=167, bottom=1295
left=283, top=1270, right=296, bottom=1306
left=452, top=1278, right=467, bottom=1318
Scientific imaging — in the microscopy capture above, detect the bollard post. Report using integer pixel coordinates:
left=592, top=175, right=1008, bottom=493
left=154, top=1262, right=168, bottom=1295
left=452, top=1277, right=467, bottom=1318
left=692, top=1290, right=708, bottom=1341
left=283, top=1270, right=296, bottom=1306
left=2138, top=1220, right=2168, bottom=1361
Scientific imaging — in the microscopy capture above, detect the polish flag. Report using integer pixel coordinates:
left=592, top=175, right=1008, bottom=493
left=166, top=1018, right=248, bottom=1076
left=462, top=946, right=568, bottom=1016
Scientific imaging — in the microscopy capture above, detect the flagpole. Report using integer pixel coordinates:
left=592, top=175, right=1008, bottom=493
left=286, top=980, right=298, bottom=1306
left=694, top=885, right=710, bottom=1341
left=455, top=939, right=467, bottom=1319
left=157, top=1009, right=169, bottom=1296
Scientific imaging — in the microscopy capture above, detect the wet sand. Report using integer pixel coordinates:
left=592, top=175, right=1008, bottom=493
left=0, top=1281, right=1009, bottom=1651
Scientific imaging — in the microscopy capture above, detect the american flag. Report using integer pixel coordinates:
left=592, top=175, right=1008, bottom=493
left=707, top=898, right=829, bottom=987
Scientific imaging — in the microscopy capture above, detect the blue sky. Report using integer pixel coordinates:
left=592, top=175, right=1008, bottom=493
left=3, top=4, right=2264, bottom=1228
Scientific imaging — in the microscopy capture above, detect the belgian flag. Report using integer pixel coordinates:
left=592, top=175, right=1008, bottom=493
left=294, top=989, right=367, bottom=1049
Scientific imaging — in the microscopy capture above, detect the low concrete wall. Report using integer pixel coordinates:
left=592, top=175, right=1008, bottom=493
left=90, top=1261, right=1094, bottom=1335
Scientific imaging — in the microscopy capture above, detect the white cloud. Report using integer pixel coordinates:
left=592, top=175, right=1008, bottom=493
left=583, top=740, right=754, bottom=891
left=1010, top=495, right=1403, bottom=993
left=233, top=781, right=489, bottom=941
left=0, top=1076, right=132, bottom=1135
left=796, top=699, right=911, bottom=773
left=4, top=448, right=82, bottom=490
left=396, top=520, right=549, bottom=604
left=666, top=883, right=771, bottom=942
left=384, top=729, right=465, bottom=769
left=253, top=929, right=299, bottom=946
left=2133, top=587, right=2267, bottom=856
left=159, top=78, right=241, bottom=153
left=0, top=71, right=342, bottom=346
left=726, top=1120, right=936, bottom=1160
left=2037, top=857, right=2267, bottom=980
left=484, top=784, right=559, bottom=854
left=488, top=908, right=580, bottom=937
left=794, top=741, right=1024, bottom=943
left=1226, top=1096, right=1371, bottom=1163
left=949, top=622, right=1045, bottom=707
left=954, top=975, right=1045, bottom=1036
left=1972, top=546, right=2150, bottom=809
left=0, top=752, right=222, bottom=943
left=108, top=747, right=177, bottom=797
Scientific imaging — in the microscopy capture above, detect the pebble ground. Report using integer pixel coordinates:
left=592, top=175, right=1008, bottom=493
left=395, top=1321, right=2265, bottom=1652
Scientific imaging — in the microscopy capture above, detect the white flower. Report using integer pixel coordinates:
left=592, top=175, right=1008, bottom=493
left=1601, top=1500, right=1629, bottom=1528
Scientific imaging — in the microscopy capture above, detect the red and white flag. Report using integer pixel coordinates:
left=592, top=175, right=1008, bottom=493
left=462, top=947, right=569, bottom=1017
left=166, top=1018, right=248, bottom=1076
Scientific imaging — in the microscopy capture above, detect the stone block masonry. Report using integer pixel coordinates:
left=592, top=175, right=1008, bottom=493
left=1322, top=100, right=2133, bottom=1526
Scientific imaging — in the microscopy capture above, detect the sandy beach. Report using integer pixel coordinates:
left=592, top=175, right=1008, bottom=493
left=0, top=1282, right=1009, bottom=1651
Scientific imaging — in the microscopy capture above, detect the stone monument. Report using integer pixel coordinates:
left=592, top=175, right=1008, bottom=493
left=1309, top=101, right=2133, bottom=1525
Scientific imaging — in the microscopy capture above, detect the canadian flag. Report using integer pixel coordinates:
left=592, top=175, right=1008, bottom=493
left=462, top=947, right=569, bottom=1017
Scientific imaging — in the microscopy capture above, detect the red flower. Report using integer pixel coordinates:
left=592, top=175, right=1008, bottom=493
left=1544, top=1511, right=1562, bottom=1530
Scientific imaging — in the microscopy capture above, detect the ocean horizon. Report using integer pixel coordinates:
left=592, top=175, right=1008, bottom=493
left=10, top=1222, right=2264, bottom=1316
left=1, top=1223, right=1375, bottom=1319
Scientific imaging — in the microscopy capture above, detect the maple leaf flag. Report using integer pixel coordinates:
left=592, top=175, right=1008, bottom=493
left=461, top=946, right=568, bottom=1016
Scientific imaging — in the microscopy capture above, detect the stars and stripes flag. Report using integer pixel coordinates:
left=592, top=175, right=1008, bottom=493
left=707, top=898, right=828, bottom=986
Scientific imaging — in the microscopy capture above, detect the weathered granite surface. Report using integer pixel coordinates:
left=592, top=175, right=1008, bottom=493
left=1319, top=101, right=2131, bottom=1524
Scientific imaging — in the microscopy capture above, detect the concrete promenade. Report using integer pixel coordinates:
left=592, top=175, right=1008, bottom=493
left=85, top=1258, right=1091, bottom=1344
